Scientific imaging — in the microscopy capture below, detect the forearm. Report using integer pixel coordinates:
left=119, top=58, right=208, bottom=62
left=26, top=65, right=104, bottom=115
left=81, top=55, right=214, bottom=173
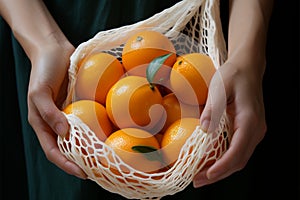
left=0, top=0, right=69, bottom=61
left=227, top=0, right=273, bottom=78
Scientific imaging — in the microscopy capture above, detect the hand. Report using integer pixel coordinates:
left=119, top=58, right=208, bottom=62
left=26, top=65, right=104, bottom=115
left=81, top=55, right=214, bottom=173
left=193, top=60, right=267, bottom=187
left=27, top=41, right=87, bottom=179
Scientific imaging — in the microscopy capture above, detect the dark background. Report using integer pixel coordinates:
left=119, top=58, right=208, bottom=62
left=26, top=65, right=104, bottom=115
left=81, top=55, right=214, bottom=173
left=261, top=1, right=299, bottom=198
left=258, top=0, right=299, bottom=197
left=0, top=0, right=299, bottom=199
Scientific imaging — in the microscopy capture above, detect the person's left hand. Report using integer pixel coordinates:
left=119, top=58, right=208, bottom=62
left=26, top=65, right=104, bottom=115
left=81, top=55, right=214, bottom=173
left=193, top=60, right=267, bottom=187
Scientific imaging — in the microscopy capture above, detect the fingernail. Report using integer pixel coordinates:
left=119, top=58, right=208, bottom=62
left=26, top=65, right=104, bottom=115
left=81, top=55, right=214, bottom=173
left=55, top=122, right=67, bottom=137
left=75, top=172, right=87, bottom=180
left=193, top=179, right=208, bottom=188
left=74, top=168, right=87, bottom=180
left=207, top=171, right=219, bottom=180
left=193, top=172, right=209, bottom=188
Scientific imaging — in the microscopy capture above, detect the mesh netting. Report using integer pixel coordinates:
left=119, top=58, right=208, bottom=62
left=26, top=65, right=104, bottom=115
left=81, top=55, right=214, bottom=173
left=57, top=0, right=230, bottom=199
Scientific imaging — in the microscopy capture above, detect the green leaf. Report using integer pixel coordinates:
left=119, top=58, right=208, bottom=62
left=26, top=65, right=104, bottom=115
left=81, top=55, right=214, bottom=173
left=132, top=145, right=162, bottom=162
left=146, top=53, right=172, bottom=87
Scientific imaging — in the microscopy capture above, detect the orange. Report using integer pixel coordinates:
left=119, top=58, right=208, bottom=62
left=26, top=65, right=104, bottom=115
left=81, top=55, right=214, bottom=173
left=103, top=128, right=162, bottom=173
left=170, top=53, right=216, bottom=105
left=160, top=93, right=203, bottom=133
left=75, top=52, right=125, bottom=105
left=161, top=118, right=200, bottom=167
left=63, top=100, right=113, bottom=141
left=106, top=75, right=164, bottom=131
left=122, top=30, right=177, bottom=84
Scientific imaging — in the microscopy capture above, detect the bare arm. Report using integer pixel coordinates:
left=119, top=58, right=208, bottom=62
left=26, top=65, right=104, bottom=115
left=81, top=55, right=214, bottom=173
left=0, top=0, right=86, bottom=179
left=227, top=0, right=273, bottom=77
left=194, top=0, right=273, bottom=187
left=0, top=0, right=68, bottom=60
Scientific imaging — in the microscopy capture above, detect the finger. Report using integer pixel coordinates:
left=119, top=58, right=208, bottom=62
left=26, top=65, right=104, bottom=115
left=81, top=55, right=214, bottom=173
left=194, top=109, right=257, bottom=188
left=192, top=167, right=209, bottom=188
left=193, top=168, right=231, bottom=188
left=200, top=70, right=227, bottom=133
left=43, top=131, right=87, bottom=179
left=28, top=87, right=69, bottom=137
left=205, top=117, right=255, bottom=182
left=192, top=129, right=246, bottom=188
left=193, top=167, right=234, bottom=188
left=29, top=105, right=87, bottom=179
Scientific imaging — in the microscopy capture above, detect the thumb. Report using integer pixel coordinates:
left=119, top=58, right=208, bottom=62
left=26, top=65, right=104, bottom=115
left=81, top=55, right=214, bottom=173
left=200, top=70, right=227, bottom=133
left=29, top=88, right=69, bottom=138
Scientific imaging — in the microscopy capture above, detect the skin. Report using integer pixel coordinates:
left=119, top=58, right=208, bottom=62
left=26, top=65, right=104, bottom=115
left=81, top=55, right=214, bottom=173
left=194, top=0, right=274, bottom=187
left=0, top=0, right=86, bottom=179
left=0, top=0, right=274, bottom=187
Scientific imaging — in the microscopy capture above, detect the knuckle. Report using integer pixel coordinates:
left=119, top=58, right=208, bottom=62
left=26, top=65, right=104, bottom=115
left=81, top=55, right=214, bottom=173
left=258, top=123, right=267, bottom=142
left=40, top=107, right=56, bottom=123
left=27, top=85, right=41, bottom=100
left=27, top=114, right=34, bottom=126
left=27, top=107, right=37, bottom=127
left=250, top=111, right=267, bottom=142
left=44, top=147, right=56, bottom=163
left=235, top=160, right=247, bottom=172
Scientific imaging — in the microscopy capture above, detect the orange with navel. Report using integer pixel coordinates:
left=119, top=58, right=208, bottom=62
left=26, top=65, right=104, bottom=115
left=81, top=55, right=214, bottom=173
left=170, top=53, right=216, bottom=105
left=63, top=100, right=113, bottom=141
left=106, top=75, right=164, bottom=131
left=122, top=30, right=177, bottom=84
left=75, top=52, right=125, bottom=105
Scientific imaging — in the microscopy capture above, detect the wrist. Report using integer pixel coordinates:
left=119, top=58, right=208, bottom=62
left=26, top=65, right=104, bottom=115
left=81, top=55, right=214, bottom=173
left=30, top=31, right=74, bottom=65
left=226, top=42, right=267, bottom=80
left=15, top=28, right=69, bottom=60
left=222, top=54, right=266, bottom=85
left=0, top=0, right=71, bottom=62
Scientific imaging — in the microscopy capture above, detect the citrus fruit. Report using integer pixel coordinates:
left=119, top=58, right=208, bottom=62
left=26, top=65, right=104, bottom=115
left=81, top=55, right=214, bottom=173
left=75, top=52, right=124, bottom=105
left=106, top=75, right=164, bottom=131
left=122, top=30, right=177, bottom=84
left=103, top=128, right=162, bottom=173
left=63, top=100, right=113, bottom=141
left=160, top=93, right=203, bottom=132
left=161, top=118, right=200, bottom=166
left=170, top=53, right=216, bottom=105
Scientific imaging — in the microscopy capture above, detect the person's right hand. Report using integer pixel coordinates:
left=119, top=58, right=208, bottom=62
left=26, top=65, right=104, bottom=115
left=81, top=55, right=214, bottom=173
left=0, top=0, right=88, bottom=179
left=27, top=39, right=87, bottom=179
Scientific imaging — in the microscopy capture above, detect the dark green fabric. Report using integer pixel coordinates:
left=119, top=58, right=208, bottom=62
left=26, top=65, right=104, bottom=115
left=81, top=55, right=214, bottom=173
left=0, top=1, right=262, bottom=200
left=0, top=18, right=29, bottom=200
left=44, top=0, right=183, bottom=47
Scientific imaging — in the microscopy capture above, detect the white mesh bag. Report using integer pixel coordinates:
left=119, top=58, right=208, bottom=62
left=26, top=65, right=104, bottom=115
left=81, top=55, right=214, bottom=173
left=57, top=0, right=231, bottom=199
